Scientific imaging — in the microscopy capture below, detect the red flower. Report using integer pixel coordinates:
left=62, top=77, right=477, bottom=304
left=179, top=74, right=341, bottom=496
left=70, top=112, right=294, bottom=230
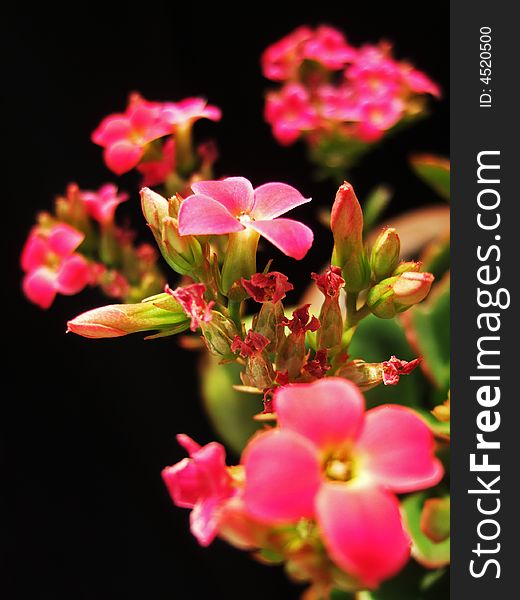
left=241, top=271, right=293, bottom=303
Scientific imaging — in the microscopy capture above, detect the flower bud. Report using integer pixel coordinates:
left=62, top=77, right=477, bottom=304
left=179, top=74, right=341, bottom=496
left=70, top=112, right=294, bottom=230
left=331, top=182, right=370, bottom=292
left=370, top=227, right=400, bottom=281
left=201, top=311, right=239, bottom=359
left=367, top=272, right=434, bottom=318
left=366, top=277, right=398, bottom=318
left=392, top=260, right=421, bottom=276
left=67, top=293, right=190, bottom=339
left=393, top=271, right=435, bottom=306
left=141, top=187, right=202, bottom=276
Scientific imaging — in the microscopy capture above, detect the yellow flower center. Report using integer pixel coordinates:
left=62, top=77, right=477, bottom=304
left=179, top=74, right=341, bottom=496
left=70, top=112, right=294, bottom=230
left=325, top=459, right=352, bottom=481
left=237, top=212, right=254, bottom=224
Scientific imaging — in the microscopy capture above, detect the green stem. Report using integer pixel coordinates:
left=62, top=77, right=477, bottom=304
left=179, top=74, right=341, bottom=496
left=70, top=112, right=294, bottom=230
left=345, top=292, right=359, bottom=329
left=227, top=299, right=242, bottom=331
left=175, top=123, right=196, bottom=176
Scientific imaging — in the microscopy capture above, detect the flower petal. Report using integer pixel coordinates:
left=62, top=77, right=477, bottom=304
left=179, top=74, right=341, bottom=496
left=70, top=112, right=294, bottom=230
left=190, top=497, right=220, bottom=546
left=252, top=182, right=311, bottom=220
left=247, top=218, right=313, bottom=259
left=356, top=405, right=444, bottom=493
left=178, top=194, right=244, bottom=235
left=274, top=378, right=365, bottom=451
left=22, top=267, right=57, bottom=309
left=21, top=231, right=48, bottom=271
left=162, top=458, right=206, bottom=509
left=243, top=429, right=322, bottom=523
left=56, top=255, right=90, bottom=295
left=316, top=482, right=410, bottom=588
left=104, top=141, right=144, bottom=175
left=191, top=177, right=255, bottom=216
left=47, top=224, right=84, bottom=257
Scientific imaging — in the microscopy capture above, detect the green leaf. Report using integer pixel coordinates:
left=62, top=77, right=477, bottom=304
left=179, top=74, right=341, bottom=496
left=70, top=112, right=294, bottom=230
left=363, top=185, right=393, bottom=234
left=201, top=357, right=263, bottom=455
left=348, top=314, right=425, bottom=409
left=401, top=278, right=450, bottom=393
left=401, top=493, right=450, bottom=569
left=356, top=561, right=448, bottom=599
left=410, top=155, right=450, bottom=201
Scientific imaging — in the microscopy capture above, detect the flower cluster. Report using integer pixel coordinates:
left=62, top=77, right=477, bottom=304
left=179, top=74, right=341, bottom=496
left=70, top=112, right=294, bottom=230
left=163, top=378, right=442, bottom=594
left=21, top=183, right=164, bottom=308
left=22, top=43, right=449, bottom=596
left=92, top=93, right=220, bottom=190
left=262, top=26, right=440, bottom=174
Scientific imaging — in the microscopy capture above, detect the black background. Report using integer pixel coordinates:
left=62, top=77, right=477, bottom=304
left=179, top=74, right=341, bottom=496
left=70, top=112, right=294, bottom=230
left=4, top=4, right=448, bottom=599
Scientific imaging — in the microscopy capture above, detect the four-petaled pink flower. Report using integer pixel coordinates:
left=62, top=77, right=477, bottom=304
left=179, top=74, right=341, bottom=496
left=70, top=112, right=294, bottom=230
left=302, top=25, right=357, bottom=69
left=242, top=378, right=443, bottom=588
left=178, top=177, right=313, bottom=260
left=167, top=283, right=214, bottom=332
left=80, top=183, right=129, bottom=225
left=265, top=84, right=320, bottom=145
left=162, top=434, right=235, bottom=546
left=241, top=271, right=293, bottom=303
left=21, top=224, right=90, bottom=309
left=354, top=97, right=405, bottom=142
left=261, top=26, right=313, bottom=81
left=382, top=355, right=422, bottom=386
left=92, top=94, right=173, bottom=175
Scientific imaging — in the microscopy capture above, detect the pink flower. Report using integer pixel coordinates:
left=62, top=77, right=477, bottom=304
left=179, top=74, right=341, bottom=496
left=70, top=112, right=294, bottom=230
left=162, top=434, right=235, bottom=546
left=137, top=137, right=176, bottom=186
left=178, top=177, right=313, bottom=260
left=354, top=97, right=404, bottom=141
left=302, top=25, right=357, bottom=69
left=261, top=26, right=312, bottom=81
left=346, top=46, right=402, bottom=99
left=21, top=223, right=90, bottom=309
left=167, top=283, right=214, bottom=331
left=92, top=93, right=173, bottom=175
left=241, top=271, right=293, bottom=303
left=80, top=183, right=128, bottom=225
left=382, top=355, right=422, bottom=386
left=316, top=84, right=361, bottom=122
left=161, top=97, right=221, bottom=127
left=265, top=84, right=320, bottom=145
left=242, top=378, right=443, bottom=588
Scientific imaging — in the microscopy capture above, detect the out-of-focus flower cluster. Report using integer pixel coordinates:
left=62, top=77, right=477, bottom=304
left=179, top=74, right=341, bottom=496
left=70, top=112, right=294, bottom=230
left=21, top=183, right=164, bottom=308
left=22, top=93, right=221, bottom=309
left=162, top=378, right=443, bottom=596
left=262, top=26, right=440, bottom=175
left=92, top=93, right=220, bottom=193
